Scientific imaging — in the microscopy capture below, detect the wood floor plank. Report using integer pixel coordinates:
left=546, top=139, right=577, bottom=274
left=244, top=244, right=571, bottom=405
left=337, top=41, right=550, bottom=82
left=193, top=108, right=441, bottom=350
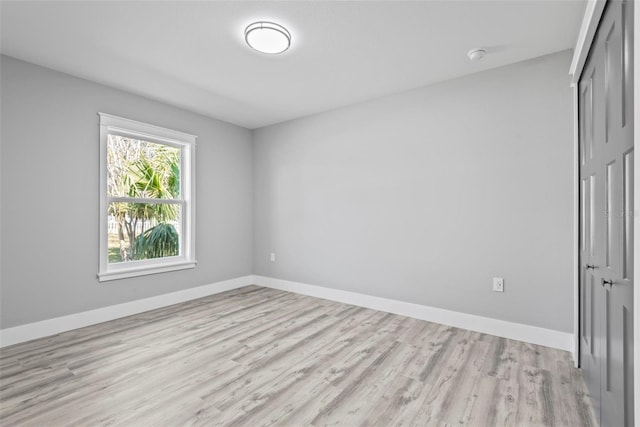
left=358, top=372, right=428, bottom=427
left=309, top=341, right=418, bottom=426
left=0, top=286, right=598, bottom=426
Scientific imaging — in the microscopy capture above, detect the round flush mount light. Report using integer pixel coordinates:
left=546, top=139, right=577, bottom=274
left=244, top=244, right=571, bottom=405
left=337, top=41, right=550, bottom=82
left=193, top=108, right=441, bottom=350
left=467, top=48, right=487, bottom=61
left=245, top=21, right=291, bottom=54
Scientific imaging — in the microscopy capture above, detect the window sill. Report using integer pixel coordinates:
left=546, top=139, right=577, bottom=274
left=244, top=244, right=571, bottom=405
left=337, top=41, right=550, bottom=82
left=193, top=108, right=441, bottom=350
left=98, top=260, right=197, bottom=282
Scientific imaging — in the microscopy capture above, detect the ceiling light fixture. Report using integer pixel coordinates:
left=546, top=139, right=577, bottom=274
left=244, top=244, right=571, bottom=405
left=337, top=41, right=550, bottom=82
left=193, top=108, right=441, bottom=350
left=245, top=21, right=291, bottom=54
left=467, top=48, right=487, bottom=61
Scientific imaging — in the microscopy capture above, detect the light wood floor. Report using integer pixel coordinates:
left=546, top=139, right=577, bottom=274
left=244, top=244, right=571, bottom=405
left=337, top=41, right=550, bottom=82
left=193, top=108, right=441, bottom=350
left=0, top=286, right=596, bottom=426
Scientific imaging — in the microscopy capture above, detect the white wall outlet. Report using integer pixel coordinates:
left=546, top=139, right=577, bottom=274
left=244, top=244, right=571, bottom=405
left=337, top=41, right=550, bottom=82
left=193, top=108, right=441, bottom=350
left=270, top=252, right=276, bottom=262
left=493, top=277, right=504, bottom=292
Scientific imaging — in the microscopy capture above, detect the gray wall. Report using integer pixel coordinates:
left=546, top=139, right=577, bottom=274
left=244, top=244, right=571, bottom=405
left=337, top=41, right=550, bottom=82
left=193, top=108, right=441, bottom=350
left=1, top=51, right=575, bottom=334
left=253, top=50, right=575, bottom=333
left=0, top=55, right=253, bottom=328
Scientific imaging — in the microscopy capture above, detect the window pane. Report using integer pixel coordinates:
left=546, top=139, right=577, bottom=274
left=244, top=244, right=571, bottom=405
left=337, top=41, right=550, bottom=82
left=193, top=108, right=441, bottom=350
left=108, top=202, right=181, bottom=263
left=107, top=135, right=181, bottom=199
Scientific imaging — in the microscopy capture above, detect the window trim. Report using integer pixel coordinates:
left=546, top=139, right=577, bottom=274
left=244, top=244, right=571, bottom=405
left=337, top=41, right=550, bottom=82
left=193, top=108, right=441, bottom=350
left=98, top=113, right=197, bottom=282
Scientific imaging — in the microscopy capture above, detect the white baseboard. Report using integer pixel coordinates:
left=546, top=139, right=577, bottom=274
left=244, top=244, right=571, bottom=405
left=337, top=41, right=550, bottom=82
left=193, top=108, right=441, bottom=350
left=1, top=274, right=574, bottom=353
left=0, top=275, right=253, bottom=348
left=252, top=275, right=574, bottom=352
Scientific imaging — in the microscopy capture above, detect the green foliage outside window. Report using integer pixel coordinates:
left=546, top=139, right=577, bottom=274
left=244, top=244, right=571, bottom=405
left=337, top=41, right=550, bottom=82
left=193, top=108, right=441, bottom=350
left=107, top=135, right=181, bottom=263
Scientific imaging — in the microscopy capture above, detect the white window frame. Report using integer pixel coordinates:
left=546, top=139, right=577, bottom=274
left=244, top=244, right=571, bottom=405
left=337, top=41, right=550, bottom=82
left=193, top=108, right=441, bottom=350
left=98, top=113, right=197, bottom=281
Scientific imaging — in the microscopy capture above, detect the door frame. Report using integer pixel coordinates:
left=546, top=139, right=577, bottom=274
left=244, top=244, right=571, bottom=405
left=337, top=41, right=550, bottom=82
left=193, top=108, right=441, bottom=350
left=570, top=0, right=639, bottom=418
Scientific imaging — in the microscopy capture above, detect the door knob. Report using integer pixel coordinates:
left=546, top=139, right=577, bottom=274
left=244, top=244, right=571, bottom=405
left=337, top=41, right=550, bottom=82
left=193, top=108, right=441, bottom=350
left=585, top=264, right=596, bottom=270
left=601, top=278, right=614, bottom=287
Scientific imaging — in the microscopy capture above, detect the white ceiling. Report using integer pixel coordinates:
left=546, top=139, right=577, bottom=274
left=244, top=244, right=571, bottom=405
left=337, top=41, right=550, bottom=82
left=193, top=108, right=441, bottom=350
left=1, top=1, right=586, bottom=129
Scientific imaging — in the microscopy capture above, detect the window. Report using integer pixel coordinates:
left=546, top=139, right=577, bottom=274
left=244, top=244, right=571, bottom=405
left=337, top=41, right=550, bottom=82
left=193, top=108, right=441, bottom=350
left=98, top=113, right=196, bottom=281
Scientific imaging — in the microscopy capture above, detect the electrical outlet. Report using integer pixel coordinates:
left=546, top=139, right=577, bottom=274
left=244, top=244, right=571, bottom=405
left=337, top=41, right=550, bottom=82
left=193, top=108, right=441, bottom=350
left=493, top=277, right=504, bottom=292
left=270, top=252, right=276, bottom=262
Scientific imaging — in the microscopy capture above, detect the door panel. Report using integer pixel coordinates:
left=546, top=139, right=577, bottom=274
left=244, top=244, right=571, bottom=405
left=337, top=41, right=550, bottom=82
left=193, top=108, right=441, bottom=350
left=623, top=150, right=633, bottom=279
left=580, top=31, right=606, bottom=420
left=579, top=1, right=634, bottom=426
